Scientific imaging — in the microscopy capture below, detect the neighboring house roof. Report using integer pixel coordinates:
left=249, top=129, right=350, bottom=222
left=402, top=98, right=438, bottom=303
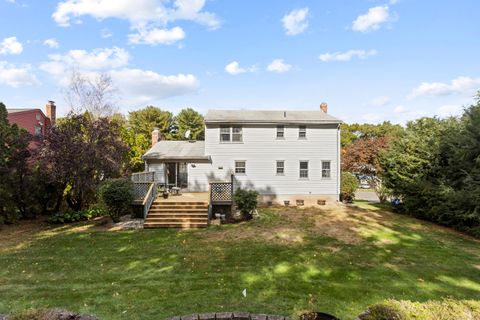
left=143, top=140, right=209, bottom=161
left=205, top=109, right=342, bottom=124
left=6, top=108, right=40, bottom=114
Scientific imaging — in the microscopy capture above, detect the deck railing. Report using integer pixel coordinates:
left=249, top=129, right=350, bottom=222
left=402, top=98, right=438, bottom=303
left=132, top=181, right=157, bottom=219
left=142, top=182, right=157, bottom=219
left=131, top=171, right=155, bottom=183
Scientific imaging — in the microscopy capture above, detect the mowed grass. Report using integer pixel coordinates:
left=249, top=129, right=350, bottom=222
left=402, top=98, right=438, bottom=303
left=1, top=202, right=480, bottom=320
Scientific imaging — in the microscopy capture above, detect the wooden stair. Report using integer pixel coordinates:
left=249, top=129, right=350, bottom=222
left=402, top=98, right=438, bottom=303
left=144, top=201, right=209, bottom=229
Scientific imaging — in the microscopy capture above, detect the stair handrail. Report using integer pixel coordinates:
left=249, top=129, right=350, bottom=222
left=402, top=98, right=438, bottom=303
left=142, top=182, right=157, bottom=219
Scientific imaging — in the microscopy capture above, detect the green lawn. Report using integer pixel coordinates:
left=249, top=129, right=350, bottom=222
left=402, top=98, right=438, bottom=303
left=1, top=202, right=480, bottom=320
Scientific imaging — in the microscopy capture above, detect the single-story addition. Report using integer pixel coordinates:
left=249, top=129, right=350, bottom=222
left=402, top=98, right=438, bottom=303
left=141, top=103, right=342, bottom=207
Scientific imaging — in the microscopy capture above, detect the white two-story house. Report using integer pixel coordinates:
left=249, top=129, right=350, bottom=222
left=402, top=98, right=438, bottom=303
left=143, top=104, right=342, bottom=205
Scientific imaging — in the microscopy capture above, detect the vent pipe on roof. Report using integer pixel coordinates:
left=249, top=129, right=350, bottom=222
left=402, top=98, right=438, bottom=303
left=320, top=102, right=328, bottom=113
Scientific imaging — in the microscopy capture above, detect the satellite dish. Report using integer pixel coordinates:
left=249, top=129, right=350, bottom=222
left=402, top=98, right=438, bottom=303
left=185, top=130, right=191, bottom=139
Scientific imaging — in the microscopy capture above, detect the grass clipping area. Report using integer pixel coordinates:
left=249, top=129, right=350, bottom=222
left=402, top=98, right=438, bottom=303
left=0, top=202, right=480, bottom=320
left=358, top=299, right=480, bottom=320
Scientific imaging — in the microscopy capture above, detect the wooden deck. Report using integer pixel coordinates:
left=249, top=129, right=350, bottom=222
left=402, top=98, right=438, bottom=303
left=144, top=192, right=210, bottom=229
left=155, top=192, right=209, bottom=203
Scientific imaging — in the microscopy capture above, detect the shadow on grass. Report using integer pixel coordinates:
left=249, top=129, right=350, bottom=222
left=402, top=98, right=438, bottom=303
left=0, top=204, right=480, bottom=320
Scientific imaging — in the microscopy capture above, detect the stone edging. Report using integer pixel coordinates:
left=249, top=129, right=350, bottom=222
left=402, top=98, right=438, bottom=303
left=169, top=312, right=291, bottom=320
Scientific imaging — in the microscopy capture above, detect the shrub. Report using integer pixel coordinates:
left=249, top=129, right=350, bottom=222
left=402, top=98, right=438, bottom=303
left=234, top=189, right=259, bottom=220
left=358, top=299, right=480, bottom=320
left=340, top=172, right=358, bottom=203
left=99, top=178, right=134, bottom=223
left=48, top=206, right=105, bottom=224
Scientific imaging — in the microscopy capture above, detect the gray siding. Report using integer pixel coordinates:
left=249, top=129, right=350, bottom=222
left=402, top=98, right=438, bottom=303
left=188, top=123, right=340, bottom=198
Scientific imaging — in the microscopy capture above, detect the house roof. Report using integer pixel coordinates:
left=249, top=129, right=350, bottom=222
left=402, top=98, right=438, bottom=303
left=205, top=109, right=342, bottom=124
left=143, top=140, right=208, bottom=161
left=6, top=108, right=40, bottom=114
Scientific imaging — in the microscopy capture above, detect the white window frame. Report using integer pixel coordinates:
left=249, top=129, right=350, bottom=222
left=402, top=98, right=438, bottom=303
left=299, top=125, right=307, bottom=139
left=235, top=160, right=246, bottom=175
left=322, top=160, right=331, bottom=179
left=220, top=126, right=243, bottom=143
left=232, top=126, right=243, bottom=142
left=220, top=125, right=231, bottom=142
left=276, top=160, right=285, bottom=175
left=34, top=125, right=42, bottom=136
left=276, top=125, right=284, bottom=139
left=299, top=160, right=309, bottom=179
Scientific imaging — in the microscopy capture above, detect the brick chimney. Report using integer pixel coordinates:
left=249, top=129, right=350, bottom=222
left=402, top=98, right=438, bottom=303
left=320, top=102, right=328, bottom=113
left=46, top=101, right=56, bottom=125
left=151, top=128, right=160, bottom=147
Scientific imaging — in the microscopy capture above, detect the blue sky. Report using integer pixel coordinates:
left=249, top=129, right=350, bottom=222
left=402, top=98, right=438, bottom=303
left=0, top=0, right=479, bottom=124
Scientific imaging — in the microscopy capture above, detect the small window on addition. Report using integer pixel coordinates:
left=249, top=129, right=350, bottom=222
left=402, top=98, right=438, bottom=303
left=299, top=125, right=307, bottom=139
left=276, top=160, right=285, bottom=175
left=276, top=125, right=284, bottom=139
left=296, top=199, right=304, bottom=206
left=299, top=161, right=309, bottom=178
left=322, top=161, right=331, bottom=178
left=235, top=161, right=246, bottom=174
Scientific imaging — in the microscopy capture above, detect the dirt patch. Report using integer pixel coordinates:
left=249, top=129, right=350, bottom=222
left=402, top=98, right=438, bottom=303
left=0, top=217, right=51, bottom=253
left=199, top=204, right=395, bottom=245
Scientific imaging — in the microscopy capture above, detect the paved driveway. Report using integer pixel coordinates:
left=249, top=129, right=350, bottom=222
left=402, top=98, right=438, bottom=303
left=355, top=191, right=380, bottom=203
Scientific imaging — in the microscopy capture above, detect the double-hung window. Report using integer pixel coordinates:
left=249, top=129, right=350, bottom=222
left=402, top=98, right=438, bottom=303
left=276, top=125, right=284, bottom=139
left=232, top=126, right=243, bottom=142
left=299, top=161, right=309, bottom=178
left=276, top=161, right=285, bottom=175
left=220, top=126, right=231, bottom=142
left=322, top=161, right=331, bottom=178
left=299, top=125, right=307, bottom=139
left=220, top=126, right=243, bottom=142
left=235, top=161, right=246, bottom=174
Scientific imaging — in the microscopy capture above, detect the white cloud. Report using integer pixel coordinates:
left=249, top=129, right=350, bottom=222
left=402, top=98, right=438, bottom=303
left=266, top=59, right=292, bottom=73
left=371, top=95, right=391, bottom=106
left=128, top=26, right=185, bottom=45
left=52, top=0, right=221, bottom=29
left=40, top=46, right=198, bottom=105
left=0, top=37, right=23, bottom=55
left=319, top=49, right=377, bottom=62
left=437, top=105, right=463, bottom=118
left=362, top=113, right=382, bottom=123
left=393, top=105, right=407, bottom=114
left=101, top=28, right=113, bottom=38
left=0, top=61, right=38, bottom=87
left=282, top=7, right=309, bottom=36
left=352, top=5, right=391, bottom=32
left=43, top=38, right=59, bottom=49
left=408, top=76, right=480, bottom=99
left=225, top=61, right=255, bottom=75
left=110, top=68, right=199, bottom=105
left=42, top=47, right=130, bottom=71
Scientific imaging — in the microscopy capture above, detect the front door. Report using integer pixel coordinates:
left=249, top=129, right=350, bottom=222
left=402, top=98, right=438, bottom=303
left=166, top=162, right=188, bottom=189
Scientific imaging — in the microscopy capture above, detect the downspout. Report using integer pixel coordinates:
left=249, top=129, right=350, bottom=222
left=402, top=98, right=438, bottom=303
left=337, top=124, right=341, bottom=201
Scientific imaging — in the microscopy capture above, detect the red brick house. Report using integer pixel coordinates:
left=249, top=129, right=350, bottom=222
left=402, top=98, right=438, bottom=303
left=7, top=101, right=56, bottom=137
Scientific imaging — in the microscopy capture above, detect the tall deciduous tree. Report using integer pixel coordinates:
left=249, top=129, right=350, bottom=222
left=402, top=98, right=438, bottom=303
left=0, top=102, right=33, bottom=222
left=39, top=114, right=128, bottom=211
left=128, top=106, right=174, bottom=139
left=64, top=69, right=118, bottom=119
left=342, top=136, right=391, bottom=202
left=174, top=108, right=205, bottom=140
left=341, top=122, right=403, bottom=147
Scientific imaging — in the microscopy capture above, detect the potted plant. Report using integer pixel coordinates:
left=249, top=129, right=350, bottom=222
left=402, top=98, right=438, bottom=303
left=158, top=186, right=169, bottom=199
left=162, top=189, right=169, bottom=199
